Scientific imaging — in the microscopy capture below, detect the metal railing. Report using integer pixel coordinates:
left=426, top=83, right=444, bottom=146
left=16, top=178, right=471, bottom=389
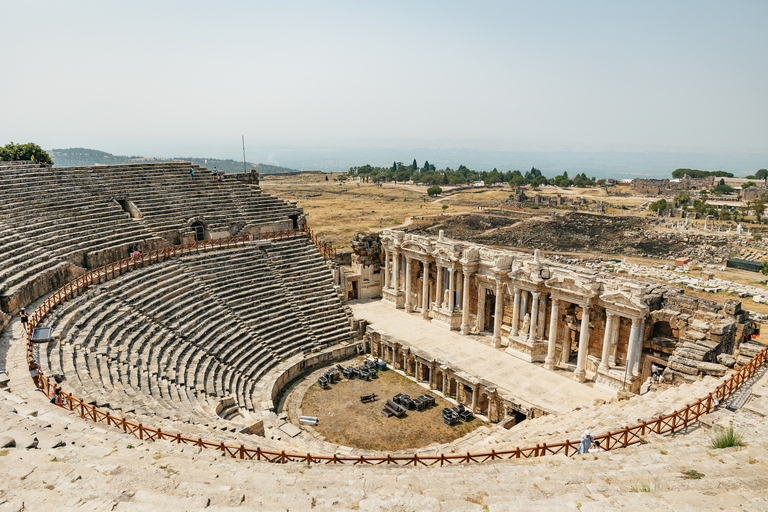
left=22, top=232, right=768, bottom=465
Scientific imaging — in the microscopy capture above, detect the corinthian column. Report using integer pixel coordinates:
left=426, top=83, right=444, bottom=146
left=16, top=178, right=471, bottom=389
left=544, top=298, right=560, bottom=370
left=599, top=312, right=616, bottom=372
left=511, top=287, right=521, bottom=337
left=528, top=291, right=540, bottom=342
left=404, top=257, right=412, bottom=312
left=492, top=280, right=504, bottom=348
left=460, top=270, right=472, bottom=335
left=574, top=305, right=591, bottom=383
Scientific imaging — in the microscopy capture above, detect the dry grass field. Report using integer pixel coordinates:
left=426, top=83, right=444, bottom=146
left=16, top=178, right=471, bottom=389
left=261, top=174, right=486, bottom=248
left=263, top=173, right=767, bottom=313
left=300, top=362, right=483, bottom=452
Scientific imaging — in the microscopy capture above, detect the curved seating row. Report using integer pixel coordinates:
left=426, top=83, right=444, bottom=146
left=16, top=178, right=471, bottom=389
left=0, top=161, right=302, bottom=313
left=36, top=238, right=353, bottom=430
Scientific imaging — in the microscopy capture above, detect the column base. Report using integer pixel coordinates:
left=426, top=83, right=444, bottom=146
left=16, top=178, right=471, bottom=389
left=383, top=288, right=405, bottom=308
left=491, top=336, right=501, bottom=349
left=505, top=335, right=548, bottom=363
left=543, top=357, right=556, bottom=371
left=594, top=366, right=640, bottom=395
left=431, top=307, right=462, bottom=330
left=573, top=369, right=586, bottom=383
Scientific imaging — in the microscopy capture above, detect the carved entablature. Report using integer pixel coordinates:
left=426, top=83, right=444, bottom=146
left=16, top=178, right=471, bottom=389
left=400, top=240, right=431, bottom=256
left=461, top=247, right=480, bottom=263
left=433, top=247, right=459, bottom=265
left=599, top=290, right=647, bottom=318
left=546, top=274, right=600, bottom=306
left=509, top=265, right=544, bottom=289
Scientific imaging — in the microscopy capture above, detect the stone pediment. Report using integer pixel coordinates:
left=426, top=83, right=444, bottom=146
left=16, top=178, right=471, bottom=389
left=601, top=291, right=646, bottom=312
left=546, top=275, right=600, bottom=297
left=509, top=266, right=539, bottom=284
left=433, top=247, right=458, bottom=262
left=401, top=240, right=430, bottom=254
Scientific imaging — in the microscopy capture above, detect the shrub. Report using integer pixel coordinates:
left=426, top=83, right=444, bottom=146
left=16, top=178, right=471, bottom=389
left=709, top=424, right=744, bottom=449
left=427, top=186, right=442, bottom=196
left=681, top=469, right=704, bottom=479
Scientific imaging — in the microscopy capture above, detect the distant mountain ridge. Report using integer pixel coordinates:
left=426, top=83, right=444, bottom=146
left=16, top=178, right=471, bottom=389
left=49, top=148, right=300, bottom=174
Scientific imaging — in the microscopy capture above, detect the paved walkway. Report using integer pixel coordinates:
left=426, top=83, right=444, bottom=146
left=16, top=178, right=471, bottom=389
left=351, top=299, right=612, bottom=415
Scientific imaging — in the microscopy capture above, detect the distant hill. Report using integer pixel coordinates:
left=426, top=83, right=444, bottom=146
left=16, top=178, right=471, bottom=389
left=49, top=148, right=300, bottom=174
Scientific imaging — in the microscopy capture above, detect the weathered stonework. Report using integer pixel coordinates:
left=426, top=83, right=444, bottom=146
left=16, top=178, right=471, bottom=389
left=350, top=229, right=757, bottom=396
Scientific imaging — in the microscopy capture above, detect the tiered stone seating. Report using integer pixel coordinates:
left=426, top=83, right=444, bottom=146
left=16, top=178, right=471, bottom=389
left=0, top=161, right=302, bottom=313
left=0, top=163, right=155, bottom=262
left=35, top=240, right=352, bottom=430
left=84, top=163, right=301, bottom=236
left=264, top=238, right=354, bottom=348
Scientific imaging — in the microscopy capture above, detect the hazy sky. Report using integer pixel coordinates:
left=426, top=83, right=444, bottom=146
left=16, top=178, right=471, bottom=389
left=2, top=1, right=767, bottom=161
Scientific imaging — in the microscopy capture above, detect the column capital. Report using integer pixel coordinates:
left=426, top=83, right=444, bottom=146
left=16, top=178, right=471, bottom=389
left=581, top=303, right=591, bottom=313
left=631, top=316, right=642, bottom=327
left=532, top=290, right=541, bottom=299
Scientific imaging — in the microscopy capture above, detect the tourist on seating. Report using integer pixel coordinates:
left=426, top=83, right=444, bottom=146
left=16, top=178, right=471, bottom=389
left=19, top=307, right=28, bottom=332
left=128, top=245, right=134, bottom=259
left=577, top=430, right=593, bottom=454
left=588, top=440, right=604, bottom=453
left=217, top=173, right=222, bottom=186
left=28, top=359, right=40, bottom=388
left=50, top=385, right=63, bottom=406
left=213, top=166, right=218, bottom=178
left=190, top=167, right=194, bottom=180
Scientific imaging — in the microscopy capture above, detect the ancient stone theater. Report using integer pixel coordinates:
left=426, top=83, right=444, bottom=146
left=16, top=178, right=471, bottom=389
left=0, top=160, right=767, bottom=509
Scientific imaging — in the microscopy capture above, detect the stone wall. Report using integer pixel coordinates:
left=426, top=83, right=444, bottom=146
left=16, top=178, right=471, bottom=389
left=646, top=287, right=746, bottom=379
left=350, top=232, right=382, bottom=268
left=84, top=236, right=169, bottom=269
left=0, top=262, right=85, bottom=315
left=266, top=341, right=364, bottom=411
left=742, top=185, right=768, bottom=201
left=635, top=179, right=669, bottom=196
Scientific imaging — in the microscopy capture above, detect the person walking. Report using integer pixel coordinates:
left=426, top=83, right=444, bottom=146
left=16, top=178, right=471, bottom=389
left=20, top=307, right=29, bottom=333
left=577, top=430, right=593, bottom=454
left=190, top=167, right=195, bottom=180
left=212, top=166, right=218, bottom=178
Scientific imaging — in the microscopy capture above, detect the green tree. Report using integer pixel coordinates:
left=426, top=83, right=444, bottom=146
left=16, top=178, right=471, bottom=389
left=674, top=193, right=691, bottom=207
left=713, top=183, right=735, bottom=195
left=742, top=181, right=756, bottom=189
left=761, top=261, right=768, bottom=276
left=391, top=161, right=397, bottom=173
left=752, top=198, right=766, bottom=223
left=427, top=186, right=442, bottom=196
left=412, top=159, right=418, bottom=171
left=0, top=142, right=53, bottom=164
left=649, top=198, right=668, bottom=212
left=756, top=169, right=768, bottom=180
left=509, top=170, right=526, bottom=187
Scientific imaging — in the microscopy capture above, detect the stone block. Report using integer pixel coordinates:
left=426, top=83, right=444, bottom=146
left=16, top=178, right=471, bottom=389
left=717, top=353, right=737, bottom=368
left=697, top=362, right=728, bottom=377
left=668, top=357, right=699, bottom=375
left=723, top=298, right=742, bottom=315
left=0, top=436, right=15, bottom=448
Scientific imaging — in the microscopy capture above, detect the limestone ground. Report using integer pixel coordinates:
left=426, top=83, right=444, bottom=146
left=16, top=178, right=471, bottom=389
left=300, top=361, right=482, bottom=452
